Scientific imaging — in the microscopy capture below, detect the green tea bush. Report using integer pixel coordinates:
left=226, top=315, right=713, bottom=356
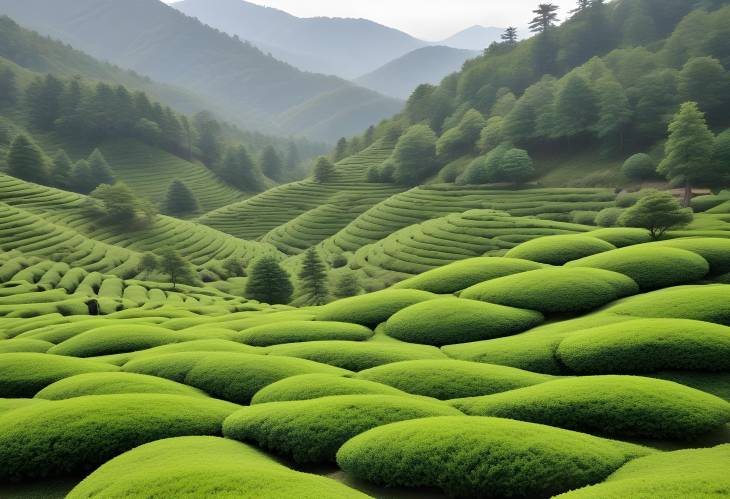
left=555, top=445, right=730, bottom=499
left=223, top=395, right=461, bottom=463
left=594, top=207, right=624, bottom=227
left=0, top=398, right=49, bottom=415
left=35, top=372, right=209, bottom=400
left=0, top=394, right=240, bottom=481
left=336, top=416, right=652, bottom=498
left=96, top=339, right=261, bottom=365
left=123, top=352, right=348, bottom=404
left=383, top=298, right=544, bottom=345
left=315, top=289, right=437, bottom=326
left=570, top=210, right=598, bottom=225
left=644, top=238, right=730, bottom=275
left=566, top=246, right=710, bottom=290
left=251, top=373, right=408, bottom=404
left=0, top=353, right=119, bottom=397
left=556, top=319, right=730, bottom=373
left=67, top=436, right=369, bottom=499
left=356, top=360, right=553, bottom=399
left=236, top=321, right=373, bottom=346
left=0, top=338, right=53, bottom=353
left=505, top=235, right=615, bottom=265
left=585, top=228, right=652, bottom=247
left=391, top=257, right=544, bottom=294
left=47, top=325, right=191, bottom=357
left=451, top=376, right=730, bottom=439
left=460, top=267, right=639, bottom=314
left=265, top=341, right=445, bottom=371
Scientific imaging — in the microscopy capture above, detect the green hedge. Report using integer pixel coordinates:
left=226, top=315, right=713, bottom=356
left=451, top=376, right=730, bottom=439
left=336, top=416, right=653, bottom=498
left=505, top=235, right=615, bottom=265
left=315, top=289, right=437, bottom=326
left=35, top=372, right=209, bottom=400
left=0, top=338, right=53, bottom=353
left=251, top=373, right=408, bottom=404
left=236, top=321, right=373, bottom=346
left=96, top=339, right=261, bottom=365
left=47, top=325, right=192, bottom=358
left=644, top=238, right=730, bottom=275
left=223, top=395, right=461, bottom=463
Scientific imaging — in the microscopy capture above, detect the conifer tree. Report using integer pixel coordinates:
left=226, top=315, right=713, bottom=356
left=7, top=134, right=47, bottom=183
left=260, top=145, right=284, bottom=182
left=51, top=150, right=73, bottom=189
left=298, top=248, right=329, bottom=305
left=501, top=27, right=518, bottom=44
left=221, top=145, right=266, bottom=191
left=164, top=179, right=199, bottom=216
left=529, top=4, right=559, bottom=33
left=26, top=74, right=64, bottom=130
left=570, top=0, right=590, bottom=14
left=157, top=247, right=196, bottom=289
left=364, top=126, right=376, bottom=147
left=88, top=149, right=115, bottom=186
left=333, top=137, right=348, bottom=162
left=70, top=160, right=95, bottom=194
left=245, top=256, right=293, bottom=305
left=313, top=156, right=336, bottom=183
left=333, top=271, right=361, bottom=299
left=0, top=67, right=17, bottom=108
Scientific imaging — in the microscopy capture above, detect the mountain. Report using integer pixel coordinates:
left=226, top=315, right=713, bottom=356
left=0, top=0, right=403, bottom=142
left=437, top=25, right=505, bottom=50
left=172, top=0, right=427, bottom=80
left=356, top=46, right=479, bottom=99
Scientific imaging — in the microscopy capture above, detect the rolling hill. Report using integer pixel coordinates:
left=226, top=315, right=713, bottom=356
left=437, top=25, right=505, bottom=50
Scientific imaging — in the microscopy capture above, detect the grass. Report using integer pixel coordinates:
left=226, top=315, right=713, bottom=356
left=236, top=321, right=373, bottom=346
left=505, top=235, right=616, bottom=265
left=223, top=395, right=461, bottom=463
left=34, top=372, right=209, bottom=400
left=336, top=416, right=652, bottom=498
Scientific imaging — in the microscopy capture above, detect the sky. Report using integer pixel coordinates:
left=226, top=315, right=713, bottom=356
left=166, top=0, right=573, bottom=40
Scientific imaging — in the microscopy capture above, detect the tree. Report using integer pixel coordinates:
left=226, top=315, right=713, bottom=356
left=157, top=247, right=196, bottom=289
left=88, top=149, right=115, bottom=186
left=478, top=117, right=504, bottom=153
left=711, top=130, right=730, bottom=191
left=436, top=109, right=486, bottom=160
left=594, top=77, right=631, bottom=152
left=298, top=248, right=329, bottom=305
left=86, top=182, right=156, bottom=227
left=70, top=160, right=95, bottom=193
left=333, top=138, right=348, bottom=162
left=501, top=27, right=518, bottom=44
left=622, top=153, right=656, bottom=181
left=194, top=112, right=223, bottom=167
left=7, top=134, right=48, bottom=183
left=285, top=141, right=300, bottom=172
left=555, top=74, right=599, bottom=138
left=333, top=271, right=361, bottom=299
left=222, top=257, right=246, bottom=278
left=499, top=148, right=535, bottom=184
left=245, top=256, right=293, bottom=305
left=570, top=0, right=590, bottom=14
left=164, top=179, right=199, bottom=216
left=392, top=124, right=438, bottom=186
left=313, top=156, right=336, bottom=183
left=26, top=74, right=64, bottom=130
left=51, top=150, right=73, bottom=189
left=619, top=191, right=693, bottom=240
left=529, top=4, right=560, bottom=33
left=138, top=252, right=158, bottom=280
left=220, top=145, right=266, bottom=191
left=658, top=102, right=716, bottom=206
left=260, top=146, right=284, bottom=182
left=0, top=67, right=17, bottom=108
left=678, top=57, right=730, bottom=116
left=364, top=126, right=376, bottom=147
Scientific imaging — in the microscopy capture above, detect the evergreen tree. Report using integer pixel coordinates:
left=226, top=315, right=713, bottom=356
left=138, top=252, right=158, bottom=280
left=529, top=4, right=560, bottom=32
left=157, top=247, right=196, bottom=289
left=87, top=149, right=115, bottom=186
left=26, top=74, right=64, bottom=130
left=313, top=156, right=336, bottom=183
left=570, top=0, right=590, bottom=14
left=392, top=124, right=438, bottom=186
left=501, top=27, right=518, bottom=44
left=70, top=160, right=95, bottom=193
left=711, top=130, right=730, bottom=190
left=51, top=150, right=73, bottom=189
left=333, top=137, right=348, bottom=162
left=260, top=145, right=284, bottom=182
left=164, top=179, right=199, bottom=216
left=555, top=74, right=599, bottom=137
left=658, top=102, right=716, bottom=206
left=221, top=145, right=266, bottom=191
left=56, top=76, right=83, bottom=135
left=333, top=271, right=361, bottom=299
left=194, top=112, right=223, bottom=167
left=364, top=126, right=376, bottom=147
left=298, top=248, right=329, bottom=305
left=7, top=134, right=47, bottom=183
left=245, top=256, right=293, bottom=305
left=619, top=191, right=693, bottom=240
left=0, top=67, right=17, bottom=108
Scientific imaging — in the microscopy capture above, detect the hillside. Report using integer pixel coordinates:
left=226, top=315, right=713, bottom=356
left=437, top=25, right=505, bottom=50
left=0, top=0, right=403, bottom=142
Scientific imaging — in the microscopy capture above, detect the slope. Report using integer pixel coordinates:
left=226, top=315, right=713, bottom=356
left=437, top=25, right=505, bottom=50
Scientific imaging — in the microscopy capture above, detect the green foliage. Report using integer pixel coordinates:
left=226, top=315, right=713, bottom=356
left=678, top=56, right=730, bottom=114
left=357, top=360, right=553, bottom=400
left=506, top=235, right=615, bottom=265
left=260, top=145, right=284, bottom=182
left=556, top=74, right=599, bottom=137
left=87, top=149, right=115, bottom=186
left=312, top=156, right=336, bottom=183
left=246, top=256, right=293, bottom=305
left=332, top=271, right=361, bottom=299
left=315, top=289, right=437, bottom=326
left=298, top=248, right=328, bottom=305
left=220, top=145, right=266, bottom=192
left=337, top=416, right=652, bottom=498
left=50, top=150, right=72, bottom=189
left=7, top=133, right=47, bottom=184
left=223, top=395, right=461, bottom=463
left=157, top=247, right=197, bottom=289
left=236, top=321, right=372, bottom=347
left=498, top=147, right=535, bottom=183
left=451, top=376, right=730, bottom=439
left=137, top=252, right=158, bottom=279
left=621, top=153, right=656, bottom=181
left=619, top=191, right=693, bottom=239
left=35, top=372, right=208, bottom=400
left=384, top=298, right=544, bottom=346
left=391, top=124, right=437, bottom=186
left=221, top=256, right=246, bottom=278
left=594, top=207, right=624, bottom=227
left=163, top=179, right=199, bottom=216
left=46, top=324, right=189, bottom=357
left=0, top=394, right=239, bottom=481
left=250, top=374, right=407, bottom=404
left=645, top=237, right=730, bottom=275
left=436, top=109, right=486, bottom=160
left=86, top=182, right=156, bottom=228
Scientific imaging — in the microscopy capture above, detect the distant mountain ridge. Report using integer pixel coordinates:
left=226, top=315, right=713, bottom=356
left=437, top=25, right=505, bottom=50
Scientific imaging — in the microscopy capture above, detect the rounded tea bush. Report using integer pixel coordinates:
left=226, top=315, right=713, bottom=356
left=236, top=321, right=373, bottom=346
left=645, top=238, right=730, bottom=275
left=0, top=398, right=49, bottom=415
left=35, top=372, right=209, bottom=400
left=460, top=267, right=639, bottom=314
left=356, top=360, right=553, bottom=400
left=336, top=416, right=652, bottom=498
left=0, top=394, right=240, bottom=481
left=47, top=325, right=190, bottom=358
left=566, top=246, right=710, bottom=290
left=0, top=353, right=119, bottom=397
left=223, top=395, right=461, bottom=463
left=0, top=338, right=53, bottom=353
left=505, top=235, right=615, bottom=265
left=67, top=436, right=369, bottom=499
left=384, top=298, right=544, bottom=346
left=392, top=257, right=545, bottom=294
left=315, top=289, right=437, bottom=326
left=584, top=228, right=652, bottom=247
left=251, top=374, right=408, bottom=404
left=451, top=376, right=730, bottom=439
left=556, top=319, right=730, bottom=373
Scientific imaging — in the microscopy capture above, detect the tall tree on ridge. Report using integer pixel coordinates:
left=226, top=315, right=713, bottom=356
left=0, top=67, right=18, bottom=108
left=529, top=3, right=559, bottom=33
left=7, top=134, right=47, bottom=184
left=298, top=248, right=329, bottom=305
left=245, top=256, right=293, bottom=305
left=501, top=27, right=518, bottom=45
left=529, top=4, right=560, bottom=75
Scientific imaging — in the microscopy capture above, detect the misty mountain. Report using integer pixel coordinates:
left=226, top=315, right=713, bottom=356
left=437, top=25, right=505, bottom=50
left=172, top=0, right=427, bottom=80
left=356, top=46, right=479, bottom=100
left=0, top=0, right=402, bottom=142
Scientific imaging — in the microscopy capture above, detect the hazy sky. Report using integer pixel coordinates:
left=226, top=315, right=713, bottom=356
left=168, top=0, right=573, bottom=40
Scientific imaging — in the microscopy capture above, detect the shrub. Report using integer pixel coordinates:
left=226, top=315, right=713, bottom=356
left=251, top=374, right=408, bottom=404
left=336, top=416, right=652, bottom=498
left=265, top=341, right=445, bottom=371
left=566, top=246, right=709, bottom=290
left=123, top=352, right=348, bottom=404
left=615, top=191, right=642, bottom=208
left=644, top=238, right=730, bottom=275
left=47, top=325, right=190, bottom=357
left=594, top=207, right=625, bottom=227
left=505, top=235, right=615, bottom=265
left=357, top=360, right=553, bottom=400
left=584, top=227, right=652, bottom=247
left=451, top=376, right=730, bottom=439
left=0, top=398, right=49, bottom=415
left=67, top=436, right=369, bottom=499
left=35, top=372, right=209, bottom=400
left=99, top=339, right=261, bottom=365
left=384, top=298, right=544, bottom=346
left=223, top=395, right=461, bottom=463
left=0, top=353, right=118, bottom=397
left=570, top=210, right=598, bottom=225
left=0, top=394, right=239, bottom=481
left=0, top=338, right=52, bottom=353
left=315, top=289, right=437, bottom=326
left=236, top=321, right=372, bottom=347
left=618, top=191, right=693, bottom=240
left=556, top=319, right=730, bottom=373
left=621, top=153, right=656, bottom=181
left=392, top=257, right=544, bottom=294
left=460, top=267, right=639, bottom=314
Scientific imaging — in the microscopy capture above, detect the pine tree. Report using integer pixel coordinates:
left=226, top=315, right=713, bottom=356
left=245, top=256, right=293, bottom=305
left=88, top=149, right=115, bottom=186
left=658, top=102, right=716, bottom=206
left=26, top=74, right=64, bottom=130
left=260, top=145, right=284, bottom=182
left=70, top=160, right=95, bottom=194
left=0, top=67, right=18, bottom=108
left=364, top=126, right=376, bottom=147
left=164, top=179, right=199, bottom=216
left=298, top=248, right=329, bottom=305
left=501, top=27, right=518, bottom=44
left=194, top=112, right=223, bottom=167
left=51, top=150, right=73, bottom=188
left=333, top=138, right=348, bottom=162
left=333, top=271, right=361, bottom=299
left=221, top=145, right=266, bottom=191
left=7, top=134, right=48, bottom=183
left=313, top=156, right=336, bottom=183
left=157, top=247, right=196, bottom=289
left=529, top=4, right=560, bottom=33
left=570, top=0, right=590, bottom=14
